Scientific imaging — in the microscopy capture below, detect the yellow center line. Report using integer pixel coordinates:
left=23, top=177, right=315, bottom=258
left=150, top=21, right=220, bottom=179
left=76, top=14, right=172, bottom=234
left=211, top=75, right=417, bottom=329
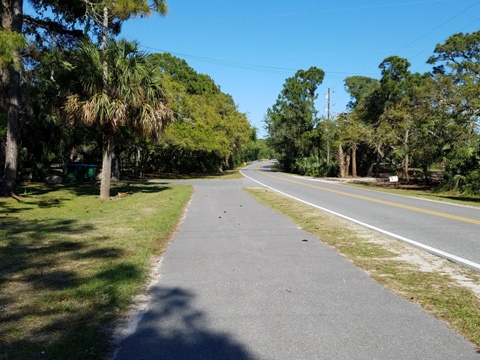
left=257, top=169, right=480, bottom=225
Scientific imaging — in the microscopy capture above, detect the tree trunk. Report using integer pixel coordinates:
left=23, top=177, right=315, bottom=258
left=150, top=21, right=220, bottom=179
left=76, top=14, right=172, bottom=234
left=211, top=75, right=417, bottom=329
left=345, top=153, right=350, bottom=177
left=0, top=0, right=23, bottom=197
left=375, top=149, right=381, bottom=177
left=351, top=144, right=357, bottom=177
left=403, top=129, right=410, bottom=182
left=338, top=144, right=345, bottom=178
left=403, top=153, right=410, bottom=182
left=100, top=128, right=114, bottom=199
left=0, top=66, right=7, bottom=111
left=135, top=147, right=141, bottom=177
left=1, top=97, right=20, bottom=197
left=367, top=162, right=375, bottom=177
left=98, top=4, right=112, bottom=199
left=111, top=150, right=121, bottom=181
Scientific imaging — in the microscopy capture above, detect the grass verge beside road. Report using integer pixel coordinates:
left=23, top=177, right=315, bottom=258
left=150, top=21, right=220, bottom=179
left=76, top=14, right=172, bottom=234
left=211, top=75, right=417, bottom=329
left=0, top=183, right=192, bottom=360
left=246, top=188, right=480, bottom=350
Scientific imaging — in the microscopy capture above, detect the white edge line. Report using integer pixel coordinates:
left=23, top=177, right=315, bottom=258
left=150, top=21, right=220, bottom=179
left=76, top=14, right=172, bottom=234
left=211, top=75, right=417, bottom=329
left=241, top=169, right=480, bottom=272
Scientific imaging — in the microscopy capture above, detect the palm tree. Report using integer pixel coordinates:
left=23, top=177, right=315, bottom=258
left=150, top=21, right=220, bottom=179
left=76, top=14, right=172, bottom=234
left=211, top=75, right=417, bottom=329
left=63, top=39, right=173, bottom=199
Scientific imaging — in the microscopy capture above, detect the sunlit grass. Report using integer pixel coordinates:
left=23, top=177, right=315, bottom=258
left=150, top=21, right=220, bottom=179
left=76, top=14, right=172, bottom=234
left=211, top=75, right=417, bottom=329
left=0, top=182, right=192, bottom=360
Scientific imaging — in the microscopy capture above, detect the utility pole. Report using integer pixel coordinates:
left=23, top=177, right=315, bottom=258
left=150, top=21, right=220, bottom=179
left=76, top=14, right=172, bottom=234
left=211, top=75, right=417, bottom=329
left=325, top=88, right=335, bottom=166
left=326, top=87, right=331, bottom=120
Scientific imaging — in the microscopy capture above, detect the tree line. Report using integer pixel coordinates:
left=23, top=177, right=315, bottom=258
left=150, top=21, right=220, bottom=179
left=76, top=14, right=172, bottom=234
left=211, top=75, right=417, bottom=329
left=0, top=0, right=257, bottom=199
left=265, top=31, right=480, bottom=195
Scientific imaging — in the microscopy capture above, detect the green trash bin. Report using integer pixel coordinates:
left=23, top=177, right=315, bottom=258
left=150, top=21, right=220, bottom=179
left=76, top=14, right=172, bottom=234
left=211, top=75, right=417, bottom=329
left=66, top=164, right=97, bottom=181
left=85, top=164, right=97, bottom=180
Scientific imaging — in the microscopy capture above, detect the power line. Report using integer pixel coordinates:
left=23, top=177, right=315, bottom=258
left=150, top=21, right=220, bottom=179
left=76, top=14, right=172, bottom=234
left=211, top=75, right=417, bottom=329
left=141, top=46, right=296, bottom=74
left=397, top=0, right=480, bottom=55
left=140, top=45, right=376, bottom=78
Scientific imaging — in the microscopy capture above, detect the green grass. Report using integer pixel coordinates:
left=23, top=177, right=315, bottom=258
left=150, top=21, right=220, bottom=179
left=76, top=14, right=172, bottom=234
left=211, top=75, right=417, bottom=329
left=0, top=182, right=192, bottom=360
left=246, top=188, right=480, bottom=350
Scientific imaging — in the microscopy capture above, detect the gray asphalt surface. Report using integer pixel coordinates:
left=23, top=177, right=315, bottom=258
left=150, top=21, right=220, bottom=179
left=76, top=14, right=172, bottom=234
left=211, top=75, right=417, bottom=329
left=111, top=178, right=479, bottom=360
left=242, top=161, right=480, bottom=269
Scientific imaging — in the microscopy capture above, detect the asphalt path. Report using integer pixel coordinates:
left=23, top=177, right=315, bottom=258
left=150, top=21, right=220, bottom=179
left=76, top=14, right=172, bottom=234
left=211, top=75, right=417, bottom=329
left=110, top=177, right=479, bottom=360
left=241, top=161, right=480, bottom=271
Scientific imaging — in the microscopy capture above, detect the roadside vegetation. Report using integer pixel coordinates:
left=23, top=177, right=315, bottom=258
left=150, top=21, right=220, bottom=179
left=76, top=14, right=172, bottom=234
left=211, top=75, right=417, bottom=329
left=0, top=182, right=192, bottom=360
left=246, top=188, right=480, bottom=350
left=265, top=32, right=480, bottom=197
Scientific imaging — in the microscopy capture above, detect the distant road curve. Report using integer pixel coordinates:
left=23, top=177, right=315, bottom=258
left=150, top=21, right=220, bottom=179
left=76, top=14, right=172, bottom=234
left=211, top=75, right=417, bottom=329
left=241, top=161, right=480, bottom=271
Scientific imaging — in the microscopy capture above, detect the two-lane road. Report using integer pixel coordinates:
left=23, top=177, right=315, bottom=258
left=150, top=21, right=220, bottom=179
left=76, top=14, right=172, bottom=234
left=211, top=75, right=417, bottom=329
left=241, top=161, right=480, bottom=270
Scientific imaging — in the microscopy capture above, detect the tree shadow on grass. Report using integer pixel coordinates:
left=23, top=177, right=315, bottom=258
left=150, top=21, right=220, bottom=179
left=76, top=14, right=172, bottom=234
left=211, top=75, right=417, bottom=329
left=0, top=262, right=144, bottom=360
left=64, top=183, right=171, bottom=197
left=17, top=182, right=170, bottom=197
left=111, top=286, right=258, bottom=360
left=0, top=216, right=129, bottom=284
left=0, top=217, right=124, bottom=359
left=0, top=219, right=94, bottom=278
left=0, top=200, right=38, bottom=215
left=0, top=232, right=143, bottom=360
left=71, top=246, right=124, bottom=260
left=5, top=183, right=172, bottom=210
left=0, top=219, right=128, bottom=315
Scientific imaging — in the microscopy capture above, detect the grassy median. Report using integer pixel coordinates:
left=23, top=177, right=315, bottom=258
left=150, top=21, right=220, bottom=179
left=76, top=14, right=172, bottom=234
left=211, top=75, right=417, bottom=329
left=246, top=188, right=480, bottom=350
left=0, top=182, right=192, bottom=360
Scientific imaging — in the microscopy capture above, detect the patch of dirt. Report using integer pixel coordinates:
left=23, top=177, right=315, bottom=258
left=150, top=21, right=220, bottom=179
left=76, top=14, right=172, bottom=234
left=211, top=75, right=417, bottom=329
left=363, top=232, right=480, bottom=299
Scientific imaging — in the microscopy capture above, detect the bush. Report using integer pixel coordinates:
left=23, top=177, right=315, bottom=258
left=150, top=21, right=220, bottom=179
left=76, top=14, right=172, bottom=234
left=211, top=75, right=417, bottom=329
left=441, top=169, right=480, bottom=196
left=293, top=156, right=332, bottom=177
left=463, top=169, right=480, bottom=195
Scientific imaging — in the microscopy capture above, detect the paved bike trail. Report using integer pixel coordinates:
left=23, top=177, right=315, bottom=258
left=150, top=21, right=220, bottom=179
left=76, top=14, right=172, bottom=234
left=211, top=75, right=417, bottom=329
left=110, top=178, right=479, bottom=360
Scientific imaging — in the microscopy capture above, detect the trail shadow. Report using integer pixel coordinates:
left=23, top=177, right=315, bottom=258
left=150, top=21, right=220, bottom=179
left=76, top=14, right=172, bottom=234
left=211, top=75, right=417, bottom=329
left=112, top=286, right=259, bottom=360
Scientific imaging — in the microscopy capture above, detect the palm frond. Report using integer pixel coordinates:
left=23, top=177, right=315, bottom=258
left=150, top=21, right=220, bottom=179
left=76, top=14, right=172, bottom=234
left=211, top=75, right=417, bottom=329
left=63, top=38, right=172, bottom=139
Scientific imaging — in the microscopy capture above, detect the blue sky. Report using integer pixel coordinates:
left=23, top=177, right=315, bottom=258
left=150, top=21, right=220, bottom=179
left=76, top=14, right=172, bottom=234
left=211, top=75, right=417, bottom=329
left=39, top=1, right=480, bottom=137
